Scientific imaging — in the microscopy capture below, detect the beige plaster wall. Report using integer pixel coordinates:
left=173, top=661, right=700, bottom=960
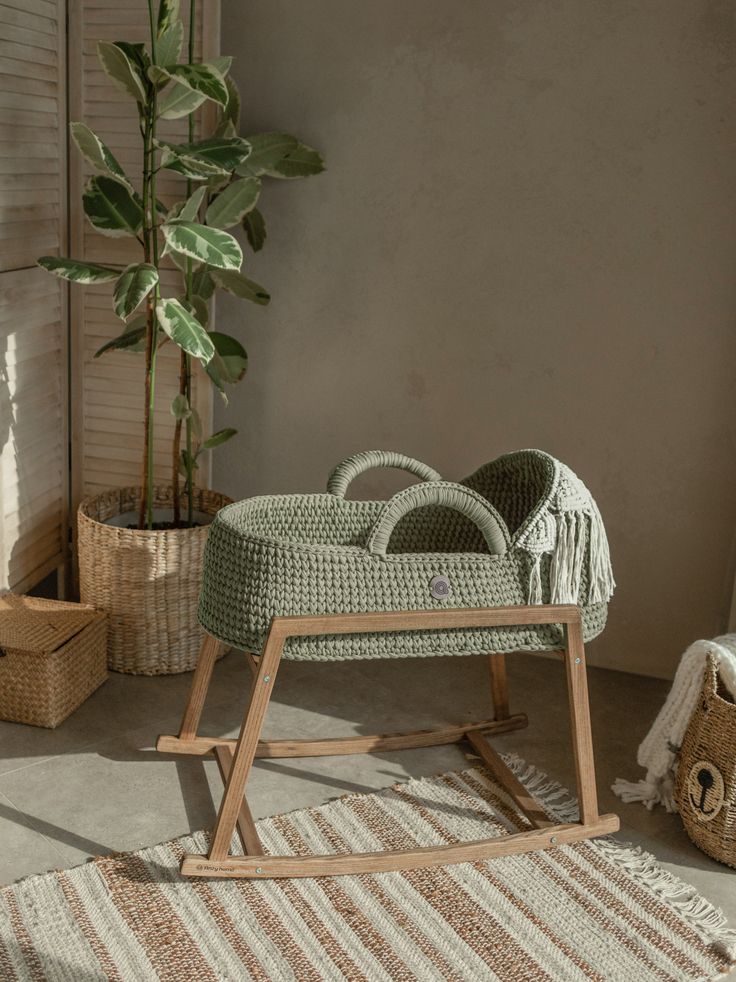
left=216, top=0, right=736, bottom=679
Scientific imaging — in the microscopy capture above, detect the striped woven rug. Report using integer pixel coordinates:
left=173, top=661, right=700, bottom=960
left=1, top=755, right=734, bottom=981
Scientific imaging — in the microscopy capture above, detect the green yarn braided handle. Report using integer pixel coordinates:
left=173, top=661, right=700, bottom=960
left=327, top=450, right=442, bottom=498
left=368, top=482, right=509, bottom=557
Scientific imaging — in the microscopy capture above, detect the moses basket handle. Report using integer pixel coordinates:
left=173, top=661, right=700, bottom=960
left=368, top=482, right=509, bottom=557
left=327, top=450, right=442, bottom=498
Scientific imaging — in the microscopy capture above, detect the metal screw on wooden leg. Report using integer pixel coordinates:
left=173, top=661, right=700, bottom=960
left=263, top=675, right=271, bottom=683
left=550, top=836, right=557, bottom=845
left=255, top=867, right=263, bottom=874
left=574, top=657, right=581, bottom=664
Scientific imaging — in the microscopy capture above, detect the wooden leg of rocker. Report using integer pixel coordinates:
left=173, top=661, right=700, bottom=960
left=182, top=813, right=620, bottom=878
left=158, top=712, right=527, bottom=757
left=564, top=616, right=599, bottom=825
left=488, top=653, right=509, bottom=720
left=243, top=651, right=260, bottom=677
left=177, top=633, right=225, bottom=741
left=465, top=731, right=555, bottom=829
left=207, top=623, right=285, bottom=862
left=213, top=745, right=263, bottom=856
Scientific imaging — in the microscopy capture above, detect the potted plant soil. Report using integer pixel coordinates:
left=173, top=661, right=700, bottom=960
left=39, top=0, right=324, bottom=673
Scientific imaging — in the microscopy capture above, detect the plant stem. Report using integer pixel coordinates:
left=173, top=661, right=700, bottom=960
left=173, top=0, right=198, bottom=527
left=186, top=0, right=196, bottom=528
left=185, top=354, right=193, bottom=524
left=139, top=91, right=153, bottom=529
left=172, top=349, right=185, bottom=526
left=142, top=0, right=161, bottom=529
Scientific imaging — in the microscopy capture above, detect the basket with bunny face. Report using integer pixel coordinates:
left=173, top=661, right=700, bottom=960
left=675, top=655, right=736, bottom=868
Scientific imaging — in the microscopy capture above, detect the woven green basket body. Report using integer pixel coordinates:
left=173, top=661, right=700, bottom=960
left=199, top=450, right=614, bottom=660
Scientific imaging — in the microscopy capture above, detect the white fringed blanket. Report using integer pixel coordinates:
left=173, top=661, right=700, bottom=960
left=613, top=635, right=736, bottom=812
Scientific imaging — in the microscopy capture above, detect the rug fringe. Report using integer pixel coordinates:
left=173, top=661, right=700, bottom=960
left=593, top=838, right=736, bottom=961
left=501, top=751, right=581, bottom=823
left=496, top=754, right=736, bottom=963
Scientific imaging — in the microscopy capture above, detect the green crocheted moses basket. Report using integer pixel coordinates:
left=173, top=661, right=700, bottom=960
left=198, top=450, right=615, bottom=660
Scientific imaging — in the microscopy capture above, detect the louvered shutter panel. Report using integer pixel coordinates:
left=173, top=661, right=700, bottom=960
left=0, top=0, right=68, bottom=592
left=69, top=0, right=218, bottom=500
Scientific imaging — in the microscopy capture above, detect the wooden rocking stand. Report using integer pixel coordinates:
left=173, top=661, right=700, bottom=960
left=157, top=604, right=619, bottom=879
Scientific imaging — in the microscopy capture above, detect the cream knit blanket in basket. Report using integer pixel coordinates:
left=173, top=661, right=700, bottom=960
left=612, top=635, right=736, bottom=812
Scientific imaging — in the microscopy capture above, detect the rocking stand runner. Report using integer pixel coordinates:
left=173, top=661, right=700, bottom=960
left=158, top=603, right=619, bottom=879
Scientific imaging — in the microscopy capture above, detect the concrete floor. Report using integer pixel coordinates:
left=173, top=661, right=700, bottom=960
left=1, top=651, right=734, bottom=953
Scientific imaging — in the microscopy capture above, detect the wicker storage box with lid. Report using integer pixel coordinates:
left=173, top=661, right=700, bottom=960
left=0, top=594, right=107, bottom=728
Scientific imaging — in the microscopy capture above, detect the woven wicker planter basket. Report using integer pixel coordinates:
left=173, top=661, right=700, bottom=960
left=78, top=485, right=231, bottom=675
left=675, top=656, right=736, bottom=869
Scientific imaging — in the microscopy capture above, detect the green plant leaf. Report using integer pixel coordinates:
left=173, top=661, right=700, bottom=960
left=162, top=222, right=242, bottom=270
left=209, top=55, right=233, bottom=78
left=190, top=407, right=203, bottom=439
left=236, top=132, right=298, bottom=177
left=242, top=207, right=266, bottom=252
left=161, top=238, right=196, bottom=273
left=155, top=20, right=183, bottom=67
left=205, top=177, right=260, bottom=229
left=37, top=256, right=120, bottom=284
left=97, top=41, right=148, bottom=103
left=224, top=76, right=240, bottom=128
left=113, top=263, right=159, bottom=319
left=158, top=79, right=207, bottom=119
left=213, top=119, right=238, bottom=140
left=165, top=200, right=184, bottom=222
left=117, top=41, right=150, bottom=75
left=69, top=122, right=133, bottom=191
left=206, top=331, right=248, bottom=391
left=191, top=267, right=215, bottom=300
left=204, top=174, right=230, bottom=195
left=160, top=136, right=251, bottom=175
left=161, top=153, right=225, bottom=180
left=180, top=185, right=208, bottom=221
left=147, top=63, right=172, bottom=87
left=168, top=63, right=229, bottom=106
left=82, top=176, right=143, bottom=237
left=167, top=186, right=207, bottom=223
left=170, top=392, right=191, bottom=419
left=160, top=209, right=191, bottom=269
left=157, top=0, right=180, bottom=36
left=202, top=427, right=237, bottom=450
left=270, top=142, right=325, bottom=179
left=158, top=141, right=229, bottom=179
left=191, top=294, right=209, bottom=328
left=210, top=268, right=269, bottom=304
left=94, top=315, right=147, bottom=357
left=156, top=297, right=215, bottom=363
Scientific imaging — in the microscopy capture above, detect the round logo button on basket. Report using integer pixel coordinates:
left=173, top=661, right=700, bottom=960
left=429, top=575, right=451, bottom=600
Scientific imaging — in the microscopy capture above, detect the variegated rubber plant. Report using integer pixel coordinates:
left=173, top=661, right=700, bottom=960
left=38, top=0, right=324, bottom=529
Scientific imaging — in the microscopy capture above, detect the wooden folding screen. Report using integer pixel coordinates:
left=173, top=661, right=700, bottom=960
left=0, top=0, right=69, bottom=592
left=68, top=0, right=217, bottom=501
left=0, top=1, right=219, bottom=593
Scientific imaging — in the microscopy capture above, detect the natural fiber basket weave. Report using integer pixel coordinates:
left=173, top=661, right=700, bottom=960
left=78, top=485, right=231, bottom=675
left=199, top=449, right=615, bottom=660
left=0, top=594, right=107, bottom=728
left=675, top=655, right=736, bottom=868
